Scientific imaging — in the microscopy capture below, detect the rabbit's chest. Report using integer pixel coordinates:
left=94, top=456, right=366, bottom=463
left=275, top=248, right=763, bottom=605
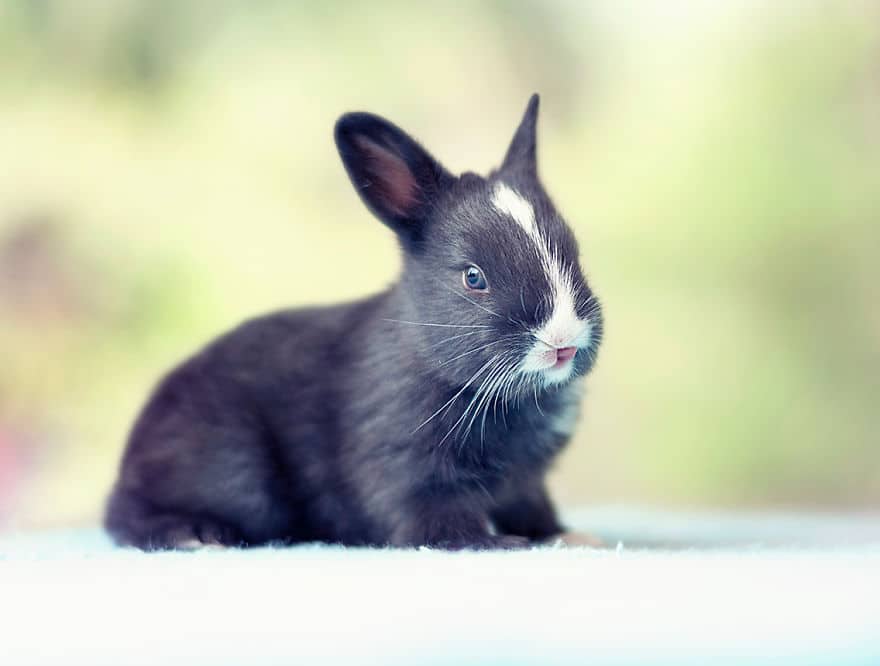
left=461, top=377, right=585, bottom=472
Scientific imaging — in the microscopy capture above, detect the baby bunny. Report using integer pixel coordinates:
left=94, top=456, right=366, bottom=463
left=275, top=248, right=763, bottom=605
left=105, top=94, right=603, bottom=550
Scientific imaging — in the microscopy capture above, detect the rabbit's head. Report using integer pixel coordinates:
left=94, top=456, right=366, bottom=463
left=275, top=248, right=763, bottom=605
left=335, top=95, right=602, bottom=390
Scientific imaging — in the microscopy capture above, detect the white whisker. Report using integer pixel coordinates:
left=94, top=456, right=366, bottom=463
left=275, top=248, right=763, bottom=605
left=413, top=354, right=498, bottom=435
left=533, top=384, right=544, bottom=416
left=425, top=330, right=482, bottom=349
left=382, top=318, right=490, bottom=329
left=452, top=357, right=509, bottom=450
left=481, top=358, right=519, bottom=445
left=434, top=278, right=501, bottom=318
left=464, top=357, right=515, bottom=447
left=438, top=335, right=515, bottom=367
left=437, top=355, right=505, bottom=448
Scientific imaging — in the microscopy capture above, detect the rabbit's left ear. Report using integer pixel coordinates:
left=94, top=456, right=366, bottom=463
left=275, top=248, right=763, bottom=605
left=501, top=93, right=540, bottom=177
left=335, top=112, right=454, bottom=236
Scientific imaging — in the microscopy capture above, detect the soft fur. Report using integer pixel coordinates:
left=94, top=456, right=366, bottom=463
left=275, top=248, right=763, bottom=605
left=104, top=94, right=604, bottom=550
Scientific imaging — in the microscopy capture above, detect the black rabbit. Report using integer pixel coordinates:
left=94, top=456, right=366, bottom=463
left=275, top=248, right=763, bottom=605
left=105, top=94, right=604, bottom=550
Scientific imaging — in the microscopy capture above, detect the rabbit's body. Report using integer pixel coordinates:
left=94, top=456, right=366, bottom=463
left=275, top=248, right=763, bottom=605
left=106, top=95, right=603, bottom=550
left=106, top=292, right=581, bottom=549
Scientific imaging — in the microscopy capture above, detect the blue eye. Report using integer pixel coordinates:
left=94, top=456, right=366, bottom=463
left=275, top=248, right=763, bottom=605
left=463, top=265, right=488, bottom=291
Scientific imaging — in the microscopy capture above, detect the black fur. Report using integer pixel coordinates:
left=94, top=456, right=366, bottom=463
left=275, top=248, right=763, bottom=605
left=105, top=94, right=604, bottom=550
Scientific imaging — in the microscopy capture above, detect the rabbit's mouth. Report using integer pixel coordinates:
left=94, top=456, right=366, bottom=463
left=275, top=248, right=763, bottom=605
left=554, top=346, right=577, bottom=368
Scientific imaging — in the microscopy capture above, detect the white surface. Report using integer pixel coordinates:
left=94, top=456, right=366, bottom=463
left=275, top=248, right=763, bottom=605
left=1, top=506, right=879, bottom=666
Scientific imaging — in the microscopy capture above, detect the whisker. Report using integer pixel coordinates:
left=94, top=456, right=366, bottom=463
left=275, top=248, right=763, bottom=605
left=433, top=278, right=501, bottom=319
left=415, top=354, right=498, bottom=435
left=470, top=363, right=506, bottom=447
left=491, top=360, right=512, bottom=423
left=459, top=358, right=505, bottom=425
left=533, top=384, right=545, bottom=416
left=425, top=330, right=482, bottom=349
left=382, top=318, right=490, bottom=329
left=480, top=358, right=519, bottom=445
left=465, top=363, right=509, bottom=454
left=502, top=359, right=520, bottom=411
left=463, top=357, right=516, bottom=447
left=439, top=338, right=508, bottom=367
left=450, top=356, right=509, bottom=450
left=439, top=359, right=503, bottom=449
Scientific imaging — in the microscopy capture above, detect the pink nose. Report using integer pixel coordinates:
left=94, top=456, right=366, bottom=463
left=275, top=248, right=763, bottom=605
left=555, top=347, right=577, bottom=364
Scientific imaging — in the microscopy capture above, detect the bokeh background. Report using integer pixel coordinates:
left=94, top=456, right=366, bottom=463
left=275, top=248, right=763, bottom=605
left=1, top=0, right=878, bottom=530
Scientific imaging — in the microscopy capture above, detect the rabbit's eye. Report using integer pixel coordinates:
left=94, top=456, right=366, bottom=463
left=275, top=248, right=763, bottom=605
left=463, top=265, right=488, bottom=291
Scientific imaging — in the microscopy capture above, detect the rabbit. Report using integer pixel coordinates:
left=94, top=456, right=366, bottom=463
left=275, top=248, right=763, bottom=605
left=104, top=94, right=604, bottom=551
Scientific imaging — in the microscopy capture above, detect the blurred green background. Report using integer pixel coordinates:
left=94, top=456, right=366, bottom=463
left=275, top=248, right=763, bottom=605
left=1, top=0, right=878, bottom=529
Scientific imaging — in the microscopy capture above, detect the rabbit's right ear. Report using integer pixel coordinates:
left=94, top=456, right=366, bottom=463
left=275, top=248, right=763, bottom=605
left=335, top=112, right=454, bottom=240
left=501, top=94, right=540, bottom=177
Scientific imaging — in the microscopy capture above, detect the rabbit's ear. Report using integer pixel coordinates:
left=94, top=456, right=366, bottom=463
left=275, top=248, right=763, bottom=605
left=335, top=112, right=454, bottom=237
left=501, top=94, right=540, bottom=177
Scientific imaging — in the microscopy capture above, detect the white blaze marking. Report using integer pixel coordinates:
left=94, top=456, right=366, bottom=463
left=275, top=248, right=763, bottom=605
left=491, top=182, right=590, bottom=385
left=491, top=182, right=539, bottom=241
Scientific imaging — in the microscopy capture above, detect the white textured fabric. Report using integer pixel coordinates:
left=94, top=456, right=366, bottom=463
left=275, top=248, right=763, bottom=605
left=1, top=506, right=879, bottom=666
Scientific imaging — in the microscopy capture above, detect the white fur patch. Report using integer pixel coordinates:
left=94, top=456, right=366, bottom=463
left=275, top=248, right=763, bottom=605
left=551, top=378, right=584, bottom=436
left=491, top=183, right=539, bottom=242
left=492, top=182, right=589, bottom=385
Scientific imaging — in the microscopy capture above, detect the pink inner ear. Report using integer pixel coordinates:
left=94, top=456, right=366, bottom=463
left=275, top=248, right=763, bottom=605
left=355, top=137, right=418, bottom=217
